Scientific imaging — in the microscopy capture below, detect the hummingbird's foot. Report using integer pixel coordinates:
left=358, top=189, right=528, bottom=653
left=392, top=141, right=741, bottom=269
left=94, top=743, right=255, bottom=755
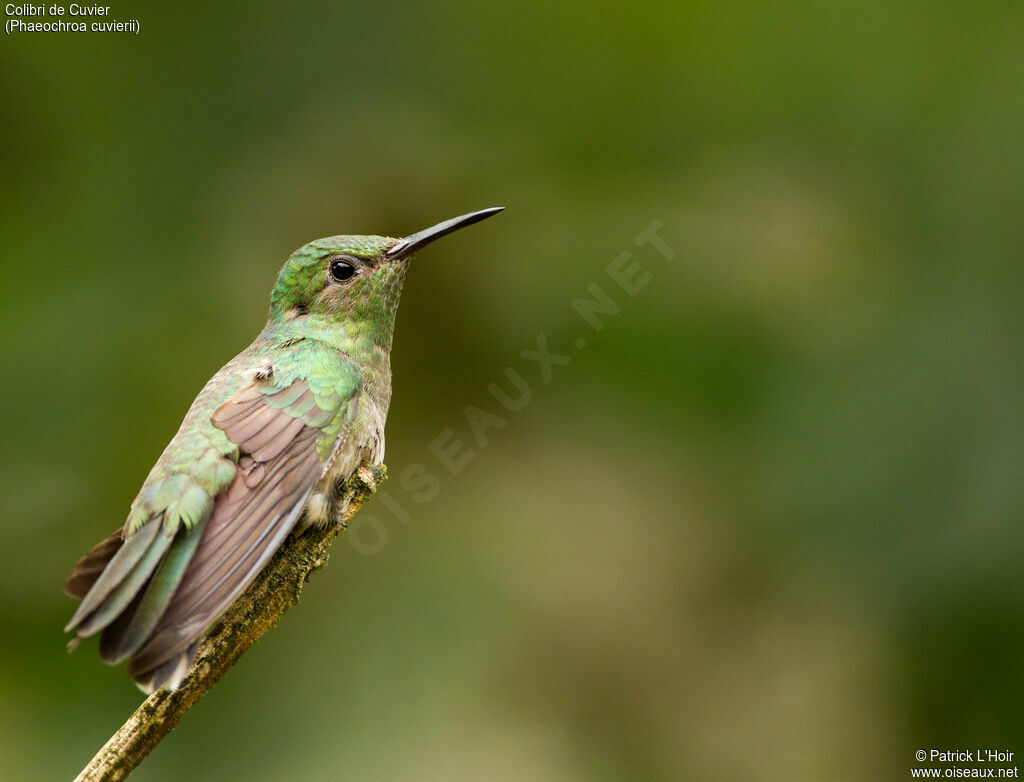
left=356, top=464, right=383, bottom=492
left=291, top=462, right=387, bottom=540
left=333, top=463, right=387, bottom=530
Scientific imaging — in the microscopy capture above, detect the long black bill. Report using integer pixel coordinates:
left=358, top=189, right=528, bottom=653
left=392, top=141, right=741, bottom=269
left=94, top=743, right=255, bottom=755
left=386, top=207, right=504, bottom=259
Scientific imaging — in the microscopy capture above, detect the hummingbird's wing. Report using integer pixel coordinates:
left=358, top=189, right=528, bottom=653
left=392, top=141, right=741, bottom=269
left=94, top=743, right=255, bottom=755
left=126, top=374, right=362, bottom=689
left=65, top=346, right=363, bottom=692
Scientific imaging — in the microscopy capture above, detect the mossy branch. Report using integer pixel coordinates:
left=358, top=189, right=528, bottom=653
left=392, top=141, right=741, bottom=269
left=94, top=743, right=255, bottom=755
left=73, top=464, right=386, bottom=782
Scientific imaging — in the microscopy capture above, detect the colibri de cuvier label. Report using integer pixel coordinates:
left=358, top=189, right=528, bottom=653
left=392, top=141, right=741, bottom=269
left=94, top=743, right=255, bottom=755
left=4, top=4, right=140, bottom=35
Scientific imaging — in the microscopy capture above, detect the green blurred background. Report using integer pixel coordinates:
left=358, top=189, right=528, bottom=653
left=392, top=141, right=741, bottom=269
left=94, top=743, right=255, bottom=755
left=2, top=2, right=1023, bottom=780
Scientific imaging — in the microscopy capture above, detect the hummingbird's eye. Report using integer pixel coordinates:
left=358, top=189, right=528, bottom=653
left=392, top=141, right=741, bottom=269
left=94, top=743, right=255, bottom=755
left=328, top=257, right=358, bottom=284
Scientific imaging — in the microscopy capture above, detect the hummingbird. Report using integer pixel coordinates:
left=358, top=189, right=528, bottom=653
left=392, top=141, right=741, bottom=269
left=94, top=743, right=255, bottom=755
left=63, top=207, right=504, bottom=693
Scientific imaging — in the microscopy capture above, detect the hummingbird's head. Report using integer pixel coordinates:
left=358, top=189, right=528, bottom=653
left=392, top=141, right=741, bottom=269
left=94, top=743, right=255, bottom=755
left=267, top=209, right=503, bottom=349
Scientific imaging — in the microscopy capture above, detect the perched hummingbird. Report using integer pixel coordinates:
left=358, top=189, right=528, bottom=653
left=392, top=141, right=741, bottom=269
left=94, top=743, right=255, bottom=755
left=63, top=207, right=503, bottom=692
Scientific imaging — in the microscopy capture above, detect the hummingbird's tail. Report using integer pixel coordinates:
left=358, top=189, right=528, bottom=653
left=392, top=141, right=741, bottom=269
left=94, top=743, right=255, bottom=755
left=63, top=514, right=179, bottom=644
left=65, top=527, right=199, bottom=693
left=63, top=509, right=215, bottom=689
left=63, top=519, right=201, bottom=693
left=64, top=529, right=125, bottom=600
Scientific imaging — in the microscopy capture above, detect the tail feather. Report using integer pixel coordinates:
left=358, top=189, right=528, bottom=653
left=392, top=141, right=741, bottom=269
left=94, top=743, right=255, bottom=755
left=99, top=519, right=207, bottom=665
left=73, top=522, right=176, bottom=638
left=64, top=516, right=210, bottom=692
left=95, top=588, right=146, bottom=662
left=63, top=530, right=124, bottom=600
left=64, top=518, right=163, bottom=632
left=133, top=642, right=200, bottom=695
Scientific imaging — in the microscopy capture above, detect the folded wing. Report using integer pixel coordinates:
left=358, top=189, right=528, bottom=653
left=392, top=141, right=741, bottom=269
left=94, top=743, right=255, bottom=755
left=65, top=367, right=361, bottom=692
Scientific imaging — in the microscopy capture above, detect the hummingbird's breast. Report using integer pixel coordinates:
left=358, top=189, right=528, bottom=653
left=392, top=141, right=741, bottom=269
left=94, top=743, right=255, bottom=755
left=353, top=342, right=393, bottom=464
left=303, top=345, right=392, bottom=529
